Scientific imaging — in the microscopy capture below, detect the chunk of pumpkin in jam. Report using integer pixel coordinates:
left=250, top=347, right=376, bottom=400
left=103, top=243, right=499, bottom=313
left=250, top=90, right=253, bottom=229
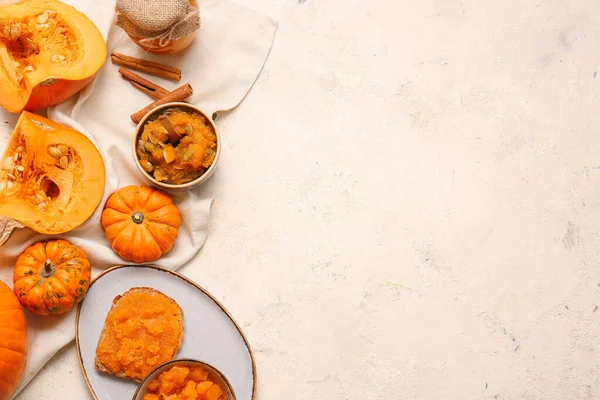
left=181, top=380, right=198, bottom=399
left=195, top=381, right=213, bottom=395
left=144, top=365, right=226, bottom=400
left=205, top=384, right=223, bottom=400
left=147, top=379, right=159, bottom=391
left=189, top=367, right=209, bottom=381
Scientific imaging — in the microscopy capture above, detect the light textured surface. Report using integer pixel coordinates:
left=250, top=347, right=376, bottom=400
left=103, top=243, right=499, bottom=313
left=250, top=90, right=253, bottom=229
left=1, top=0, right=275, bottom=397
left=16, top=0, right=600, bottom=399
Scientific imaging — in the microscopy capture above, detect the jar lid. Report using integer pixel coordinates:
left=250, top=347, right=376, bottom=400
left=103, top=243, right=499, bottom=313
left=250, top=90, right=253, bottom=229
left=115, top=0, right=189, bottom=32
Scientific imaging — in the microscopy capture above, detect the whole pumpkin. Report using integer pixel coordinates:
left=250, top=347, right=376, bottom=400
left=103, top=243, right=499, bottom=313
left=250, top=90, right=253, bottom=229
left=0, top=280, right=27, bottom=400
left=101, top=185, right=181, bottom=263
left=13, top=240, right=91, bottom=315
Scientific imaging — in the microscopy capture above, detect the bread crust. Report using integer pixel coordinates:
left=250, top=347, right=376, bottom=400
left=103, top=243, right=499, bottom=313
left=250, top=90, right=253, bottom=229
left=94, top=287, right=184, bottom=382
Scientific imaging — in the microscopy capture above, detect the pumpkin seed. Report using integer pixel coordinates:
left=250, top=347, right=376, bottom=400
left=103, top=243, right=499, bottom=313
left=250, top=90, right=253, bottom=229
left=35, top=192, right=46, bottom=202
left=163, top=148, right=175, bottom=164
left=141, top=160, right=154, bottom=172
left=183, top=147, right=196, bottom=162
left=59, top=156, right=68, bottom=169
left=37, top=201, right=47, bottom=211
left=45, top=10, right=57, bottom=17
left=9, top=24, right=21, bottom=40
left=15, top=165, right=24, bottom=172
left=137, top=139, right=144, bottom=149
left=24, top=65, right=34, bottom=73
left=23, top=37, right=39, bottom=53
left=17, top=75, right=24, bottom=85
left=36, top=13, right=49, bottom=24
left=184, top=123, right=193, bottom=135
left=7, top=173, right=15, bottom=180
left=12, top=152, right=19, bottom=162
left=0, top=181, right=5, bottom=191
left=47, top=146, right=63, bottom=158
left=51, top=54, right=66, bottom=64
left=144, top=142, right=155, bottom=152
left=37, top=23, right=49, bottom=31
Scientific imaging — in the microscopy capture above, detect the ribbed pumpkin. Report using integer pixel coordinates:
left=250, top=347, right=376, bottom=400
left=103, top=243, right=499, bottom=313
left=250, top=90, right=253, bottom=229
left=13, top=240, right=91, bottom=315
left=0, top=280, right=27, bottom=400
left=101, top=185, right=181, bottom=263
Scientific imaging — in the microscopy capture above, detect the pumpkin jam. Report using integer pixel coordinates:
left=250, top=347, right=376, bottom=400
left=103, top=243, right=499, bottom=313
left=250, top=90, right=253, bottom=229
left=144, top=365, right=225, bottom=400
left=136, top=108, right=217, bottom=185
left=95, top=288, right=184, bottom=382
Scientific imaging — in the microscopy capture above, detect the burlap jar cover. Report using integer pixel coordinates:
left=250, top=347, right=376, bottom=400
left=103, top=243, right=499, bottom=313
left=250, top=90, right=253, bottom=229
left=115, top=0, right=200, bottom=49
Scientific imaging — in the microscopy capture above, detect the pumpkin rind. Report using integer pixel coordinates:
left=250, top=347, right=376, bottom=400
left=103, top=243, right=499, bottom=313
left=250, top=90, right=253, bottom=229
left=101, top=185, right=181, bottom=263
left=0, top=280, right=27, bottom=400
left=13, top=239, right=91, bottom=315
left=0, top=111, right=106, bottom=245
left=0, top=0, right=107, bottom=113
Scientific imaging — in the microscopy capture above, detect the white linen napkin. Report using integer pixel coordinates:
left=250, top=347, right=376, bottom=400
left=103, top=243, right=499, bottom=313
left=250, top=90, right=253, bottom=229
left=0, top=0, right=276, bottom=398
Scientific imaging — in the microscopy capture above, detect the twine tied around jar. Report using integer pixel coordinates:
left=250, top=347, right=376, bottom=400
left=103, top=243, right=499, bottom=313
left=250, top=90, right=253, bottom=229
left=115, top=0, right=201, bottom=48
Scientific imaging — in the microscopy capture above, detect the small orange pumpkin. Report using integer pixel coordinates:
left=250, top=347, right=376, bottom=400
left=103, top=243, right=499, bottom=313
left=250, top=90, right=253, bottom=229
left=13, top=239, right=91, bottom=315
left=0, top=280, right=27, bottom=400
left=101, top=185, right=181, bottom=263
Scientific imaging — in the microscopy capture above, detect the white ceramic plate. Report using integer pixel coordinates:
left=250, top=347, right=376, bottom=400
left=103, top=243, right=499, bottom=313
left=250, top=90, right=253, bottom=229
left=76, top=265, right=255, bottom=400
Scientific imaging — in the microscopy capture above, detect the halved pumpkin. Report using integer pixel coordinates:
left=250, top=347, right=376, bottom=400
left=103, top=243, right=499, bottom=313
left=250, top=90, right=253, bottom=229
left=0, top=111, right=106, bottom=245
left=0, top=0, right=107, bottom=113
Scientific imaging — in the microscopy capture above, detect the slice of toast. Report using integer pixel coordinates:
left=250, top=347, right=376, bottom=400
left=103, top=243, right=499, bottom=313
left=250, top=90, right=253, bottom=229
left=94, top=287, right=184, bottom=382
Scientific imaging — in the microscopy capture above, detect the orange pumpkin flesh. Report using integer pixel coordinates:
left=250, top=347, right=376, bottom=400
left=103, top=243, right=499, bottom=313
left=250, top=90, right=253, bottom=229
left=0, top=280, right=27, bottom=400
left=13, top=239, right=91, bottom=315
left=0, top=111, right=106, bottom=245
left=101, top=185, right=181, bottom=263
left=0, top=0, right=107, bottom=113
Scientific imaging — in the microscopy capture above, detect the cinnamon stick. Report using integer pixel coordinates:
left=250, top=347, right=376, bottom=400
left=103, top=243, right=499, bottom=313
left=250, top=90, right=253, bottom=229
left=131, top=84, right=194, bottom=123
left=111, top=52, right=181, bottom=81
left=118, top=67, right=169, bottom=100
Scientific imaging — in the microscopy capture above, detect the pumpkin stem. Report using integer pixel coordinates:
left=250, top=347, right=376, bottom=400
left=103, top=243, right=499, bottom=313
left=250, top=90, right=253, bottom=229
left=41, top=259, right=55, bottom=278
left=131, top=211, right=144, bottom=224
left=0, top=216, right=24, bottom=246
